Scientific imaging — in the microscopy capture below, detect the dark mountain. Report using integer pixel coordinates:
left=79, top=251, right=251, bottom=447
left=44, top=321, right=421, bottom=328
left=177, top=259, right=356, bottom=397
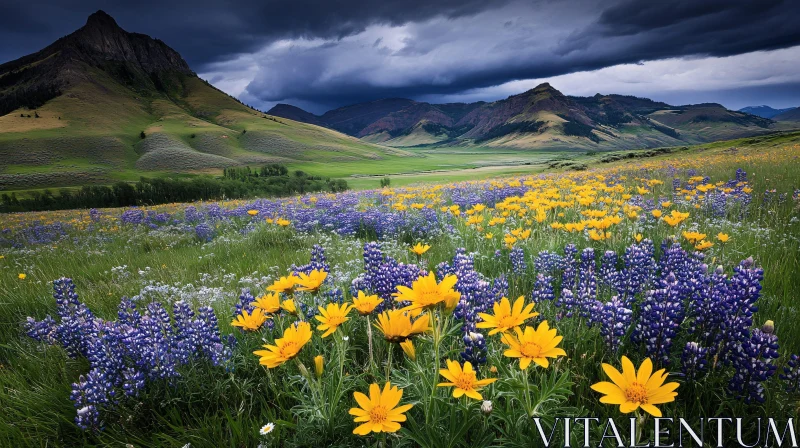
left=0, top=11, right=410, bottom=191
left=739, top=105, right=797, bottom=119
left=773, top=108, right=800, bottom=122
left=270, top=83, right=782, bottom=149
left=268, top=103, right=327, bottom=127
left=0, top=10, right=193, bottom=115
left=317, top=98, right=417, bottom=135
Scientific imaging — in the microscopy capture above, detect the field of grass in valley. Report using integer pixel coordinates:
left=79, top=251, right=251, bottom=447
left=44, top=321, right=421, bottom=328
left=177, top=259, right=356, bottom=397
left=1, top=132, right=800, bottom=446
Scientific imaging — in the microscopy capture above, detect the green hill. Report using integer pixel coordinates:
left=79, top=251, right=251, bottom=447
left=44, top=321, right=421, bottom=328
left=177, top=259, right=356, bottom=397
left=0, top=11, right=413, bottom=191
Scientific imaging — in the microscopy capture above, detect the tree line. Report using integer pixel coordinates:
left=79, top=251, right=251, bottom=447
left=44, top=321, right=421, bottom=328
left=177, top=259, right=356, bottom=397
left=0, top=165, right=348, bottom=212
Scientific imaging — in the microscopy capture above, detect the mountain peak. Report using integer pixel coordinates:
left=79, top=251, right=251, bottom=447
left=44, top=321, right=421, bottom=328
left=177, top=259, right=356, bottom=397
left=0, top=9, right=192, bottom=115
left=517, top=82, right=561, bottom=98
left=85, top=10, right=120, bottom=30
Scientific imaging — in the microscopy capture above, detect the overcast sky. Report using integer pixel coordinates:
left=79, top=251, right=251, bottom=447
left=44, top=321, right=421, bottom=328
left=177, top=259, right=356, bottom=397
left=2, top=0, right=799, bottom=113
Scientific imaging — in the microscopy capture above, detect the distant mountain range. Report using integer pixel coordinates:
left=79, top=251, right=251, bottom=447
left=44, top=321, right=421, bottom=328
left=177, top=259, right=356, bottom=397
left=270, top=85, right=799, bottom=149
left=738, top=105, right=798, bottom=119
left=2, top=11, right=799, bottom=192
left=0, top=11, right=410, bottom=190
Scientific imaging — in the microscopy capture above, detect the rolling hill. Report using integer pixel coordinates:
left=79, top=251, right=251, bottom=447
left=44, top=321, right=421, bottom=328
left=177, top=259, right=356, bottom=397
left=269, top=83, right=792, bottom=149
left=0, top=11, right=412, bottom=190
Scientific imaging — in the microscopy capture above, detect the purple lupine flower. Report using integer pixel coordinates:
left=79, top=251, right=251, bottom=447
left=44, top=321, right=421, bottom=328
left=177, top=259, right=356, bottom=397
left=533, top=250, right=563, bottom=276
left=194, top=223, right=215, bottom=242
left=292, top=244, right=330, bottom=275
left=728, top=321, right=779, bottom=403
left=531, top=274, right=555, bottom=302
left=561, top=244, right=579, bottom=292
left=354, top=242, right=423, bottom=312
left=234, top=289, right=256, bottom=318
left=597, top=297, right=632, bottom=353
left=461, top=332, right=488, bottom=371
left=780, top=354, right=800, bottom=394
left=633, top=272, right=685, bottom=365
left=575, top=248, right=597, bottom=320
left=681, top=342, right=708, bottom=381
left=510, top=247, right=527, bottom=275
left=718, top=258, right=763, bottom=363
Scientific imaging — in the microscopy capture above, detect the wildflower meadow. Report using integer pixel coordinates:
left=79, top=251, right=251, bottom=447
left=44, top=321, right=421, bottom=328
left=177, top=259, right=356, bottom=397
left=2, top=141, right=800, bottom=447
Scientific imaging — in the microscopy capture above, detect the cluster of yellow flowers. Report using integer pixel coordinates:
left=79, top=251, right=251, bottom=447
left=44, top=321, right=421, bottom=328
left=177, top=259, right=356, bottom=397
left=230, top=240, right=687, bottom=436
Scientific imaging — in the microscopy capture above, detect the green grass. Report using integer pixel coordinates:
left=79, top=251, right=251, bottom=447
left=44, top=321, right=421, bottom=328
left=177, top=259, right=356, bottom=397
left=0, top=69, right=414, bottom=192
left=1, top=131, right=800, bottom=447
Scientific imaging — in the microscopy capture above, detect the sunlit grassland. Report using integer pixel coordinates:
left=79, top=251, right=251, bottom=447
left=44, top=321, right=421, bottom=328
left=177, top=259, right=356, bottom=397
left=1, top=133, right=799, bottom=446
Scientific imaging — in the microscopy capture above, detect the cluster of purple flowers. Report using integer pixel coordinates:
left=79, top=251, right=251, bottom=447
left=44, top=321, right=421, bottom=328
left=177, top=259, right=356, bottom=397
left=460, top=332, right=488, bottom=371
left=0, top=221, right=70, bottom=248
left=25, top=278, right=229, bottom=431
left=350, top=242, right=423, bottom=312
left=436, top=249, right=507, bottom=368
left=681, top=342, right=709, bottom=380
left=523, top=240, right=783, bottom=402
left=292, top=244, right=330, bottom=275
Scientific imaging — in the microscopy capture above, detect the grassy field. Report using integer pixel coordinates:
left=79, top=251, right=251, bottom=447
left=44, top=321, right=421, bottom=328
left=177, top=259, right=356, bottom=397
left=0, top=70, right=414, bottom=191
left=1, top=132, right=800, bottom=446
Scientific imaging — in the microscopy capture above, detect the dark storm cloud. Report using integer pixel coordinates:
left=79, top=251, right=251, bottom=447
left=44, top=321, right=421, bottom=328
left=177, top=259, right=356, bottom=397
left=558, top=0, right=800, bottom=60
left=2, top=0, right=800, bottom=111
left=0, top=0, right=508, bottom=68
left=228, top=0, right=800, bottom=110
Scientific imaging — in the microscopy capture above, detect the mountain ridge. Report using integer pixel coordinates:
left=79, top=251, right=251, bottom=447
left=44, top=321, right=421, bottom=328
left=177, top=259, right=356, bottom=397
left=739, top=105, right=797, bottom=119
left=269, top=84, right=790, bottom=149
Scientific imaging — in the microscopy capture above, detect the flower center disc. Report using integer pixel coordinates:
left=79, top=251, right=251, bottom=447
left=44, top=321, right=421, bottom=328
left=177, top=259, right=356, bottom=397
left=454, top=372, right=476, bottom=391
left=520, top=342, right=542, bottom=358
left=369, top=405, right=388, bottom=424
left=625, top=382, right=648, bottom=403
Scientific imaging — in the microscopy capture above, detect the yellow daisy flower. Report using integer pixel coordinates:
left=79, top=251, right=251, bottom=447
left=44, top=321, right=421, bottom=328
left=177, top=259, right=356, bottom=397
left=349, top=382, right=413, bottom=435
left=501, top=321, right=566, bottom=369
left=253, top=322, right=313, bottom=368
left=352, top=291, right=383, bottom=315
left=252, top=292, right=281, bottom=314
left=296, top=269, right=328, bottom=293
left=437, top=360, right=497, bottom=400
left=393, top=271, right=460, bottom=312
left=267, top=275, right=299, bottom=294
left=400, top=339, right=416, bottom=360
left=231, top=308, right=269, bottom=331
left=281, top=298, right=298, bottom=315
left=315, top=302, right=353, bottom=338
left=476, top=296, right=538, bottom=335
left=410, top=243, right=431, bottom=256
left=375, top=309, right=431, bottom=343
left=590, top=356, right=679, bottom=417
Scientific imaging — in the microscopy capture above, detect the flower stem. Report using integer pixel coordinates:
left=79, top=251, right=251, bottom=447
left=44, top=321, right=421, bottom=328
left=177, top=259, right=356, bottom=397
left=426, top=310, right=443, bottom=425
left=635, top=410, right=646, bottom=445
left=385, top=343, right=393, bottom=383
left=366, top=315, right=375, bottom=370
left=522, top=368, right=533, bottom=417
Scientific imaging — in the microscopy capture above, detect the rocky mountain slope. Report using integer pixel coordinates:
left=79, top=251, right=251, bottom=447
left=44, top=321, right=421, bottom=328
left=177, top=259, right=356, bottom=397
left=270, top=83, right=788, bottom=149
